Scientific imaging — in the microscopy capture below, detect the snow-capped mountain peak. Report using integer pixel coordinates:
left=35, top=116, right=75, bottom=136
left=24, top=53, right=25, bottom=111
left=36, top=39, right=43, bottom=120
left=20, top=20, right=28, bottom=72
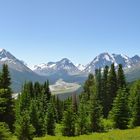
left=59, top=58, right=72, bottom=64
left=33, top=58, right=80, bottom=76
left=76, top=64, right=86, bottom=71
left=84, top=53, right=140, bottom=73
left=0, top=48, right=5, bottom=52
left=0, top=48, right=31, bottom=72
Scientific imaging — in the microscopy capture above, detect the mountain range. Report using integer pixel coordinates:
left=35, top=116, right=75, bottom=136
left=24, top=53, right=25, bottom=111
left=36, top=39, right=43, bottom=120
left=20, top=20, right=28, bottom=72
left=0, top=48, right=140, bottom=92
left=33, top=52, right=140, bottom=75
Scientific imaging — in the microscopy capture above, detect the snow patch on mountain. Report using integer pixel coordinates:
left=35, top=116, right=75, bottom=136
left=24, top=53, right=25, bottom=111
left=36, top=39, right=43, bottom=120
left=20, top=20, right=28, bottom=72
left=76, top=64, right=86, bottom=71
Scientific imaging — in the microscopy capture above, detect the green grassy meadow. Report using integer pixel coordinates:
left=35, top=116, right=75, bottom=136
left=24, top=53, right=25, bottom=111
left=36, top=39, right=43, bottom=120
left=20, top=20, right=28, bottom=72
left=12, top=127, right=138, bottom=140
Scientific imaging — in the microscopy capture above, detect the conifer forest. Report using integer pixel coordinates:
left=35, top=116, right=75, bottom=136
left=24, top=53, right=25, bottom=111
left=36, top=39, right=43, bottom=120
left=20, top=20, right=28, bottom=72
left=0, top=64, right=140, bottom=140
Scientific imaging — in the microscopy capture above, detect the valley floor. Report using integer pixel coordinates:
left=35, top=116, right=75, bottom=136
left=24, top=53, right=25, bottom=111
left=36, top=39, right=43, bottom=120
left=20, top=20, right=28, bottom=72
left=11, top=127, right=139, bottom=140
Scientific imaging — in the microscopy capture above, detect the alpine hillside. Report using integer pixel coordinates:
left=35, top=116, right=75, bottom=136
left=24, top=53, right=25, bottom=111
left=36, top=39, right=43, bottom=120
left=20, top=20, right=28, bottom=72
left=0, top=49, right=47, bottom=92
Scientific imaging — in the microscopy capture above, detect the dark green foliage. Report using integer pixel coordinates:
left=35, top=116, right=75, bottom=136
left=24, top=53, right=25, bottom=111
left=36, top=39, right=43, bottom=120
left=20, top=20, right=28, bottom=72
left=117, top=64, right=126, bottom=88
left=27, top=82, right=34, bottom=98
left=72, top=93, right=78, bottom=113
left=55, top=96, right=63, bottom=123
left=34, top=82, right=41, bottom=98
left=109, top=88, right=129, bottom=129
left=95, top=69, right=102, bottom=100
left=106, top=63, right=118, bottom=117
left=131, top=92, right=140, bottom=127
left=63, top=97, right=72, bottom=111
left=62, top=105, right=76, bottom=136
left=83, top=74, right=95, bottom=99
left=0, top=64, right=11, bottom=89
left=101, top=66, right=109, bottom=118
left=29, top=100, right=40, bottom=136
left=77, top=96, right=90, bottom=135
left=90, top=93, right=103, bottom=132
left=19, top=82, right=32, bottom=111
left=0, top=64, right=14, bottom=131
left=0, top=122, right=11, bottom=140
left=43, top=80, right=51, bottom=101
left=45, top=102, right=56, bottom=136
left=15, top=81, right=51, bottom=137
left=15, top=111, right=35, bottom=140
left=129, top=80, right=140, bottom=127
left=34, top=98, right=46, bottom=136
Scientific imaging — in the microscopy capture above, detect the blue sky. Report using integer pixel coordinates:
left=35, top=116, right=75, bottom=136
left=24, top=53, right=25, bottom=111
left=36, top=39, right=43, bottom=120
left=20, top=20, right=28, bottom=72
left=0, top=0, right=140, bottom=67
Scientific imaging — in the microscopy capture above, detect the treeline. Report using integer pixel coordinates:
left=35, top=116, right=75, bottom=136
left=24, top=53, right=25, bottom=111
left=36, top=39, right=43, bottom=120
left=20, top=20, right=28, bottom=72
left=0, top=64, right=140, bottom=139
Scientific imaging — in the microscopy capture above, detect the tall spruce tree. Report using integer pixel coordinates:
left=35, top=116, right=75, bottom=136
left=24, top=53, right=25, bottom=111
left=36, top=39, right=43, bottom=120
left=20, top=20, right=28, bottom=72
left=101, top=65, right=109, bottom=118
left=43, top=80, right=51, bottom=101
left=106, top=63, right=117, bottom=117
left=45, top=102, right=56, bottom=136
left=0, top=64, right=14, bottom=131
left=62, top=105, right=75, bottom=136
left=77, top=96, right=90, bottom=135
left=55, top=96, right=63, bottom=123
left=35, top=97, right=46, bottom=136
left=131, top=91, right=140, bottom=127
left=29, top=100, right=40, bottom=136
left=0, top=64, right=11, bottom=89
left=15, top=111, right=35, bottom=140
left=95, top=69, right=102, bottom=100
left=34, top=82, right=41, bottom=98
left=129, top=80, right=140, bottom=127
left=109, top=88, right=129, bottom=129
left=90, top=92, right=103, bottom=132
left=84, top=74, right=95, bottom=100
left=72, top=93, right=78, bottom=113
left=117, top=64, right=126, bottom=89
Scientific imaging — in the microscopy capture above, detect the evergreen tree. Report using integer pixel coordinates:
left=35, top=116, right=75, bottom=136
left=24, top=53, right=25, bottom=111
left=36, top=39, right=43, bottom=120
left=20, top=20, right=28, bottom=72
left=131, top=91, right=140, bottom=127
left=34, top=82, right=41, bottom=98
left=106, top=63, right=117, bottom=117
left=0, top=122, right=11, bottom=140
left=83, top=74, right=95, bottom=99
left=35, top=97, right=46, bottom=136
left=41, top=80, right=51, bottom=113
left=19, top=82, right=31, bottom=112
left=77, top=96, right=89, bottom=135
left=95, top=69, right=102, bottom=100
left=0, top=64, right=11, bottom=89
left=62, top=105, right=75, bottom=136
left=109, top=88, right=129, bottom=129
left=45, top=102, right=56, bottom=136
left=29, top=100, right=40, bottom=136
left=0, top=64, right=14, bottom=131
left=27, top=82, right=34, bottom=98
left=101, top=66, right=109, bottom=118
left=55, top=96, right=63, bottom=123
left=90, top=92, right=103, bottom=132
left=129, top=80, right=140, bottom=127
left=15, top=111, right=35, bottom=140
left=72, top=93, right=78, bottom=113
left=117, top=64, right=126, bottom=89
left=43, top=80, right=51, bottom=101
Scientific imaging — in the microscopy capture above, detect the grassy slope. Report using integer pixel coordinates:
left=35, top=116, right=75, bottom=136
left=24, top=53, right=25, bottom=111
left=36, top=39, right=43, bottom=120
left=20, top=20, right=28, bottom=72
left=33, top=127, right=140, bottom=140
